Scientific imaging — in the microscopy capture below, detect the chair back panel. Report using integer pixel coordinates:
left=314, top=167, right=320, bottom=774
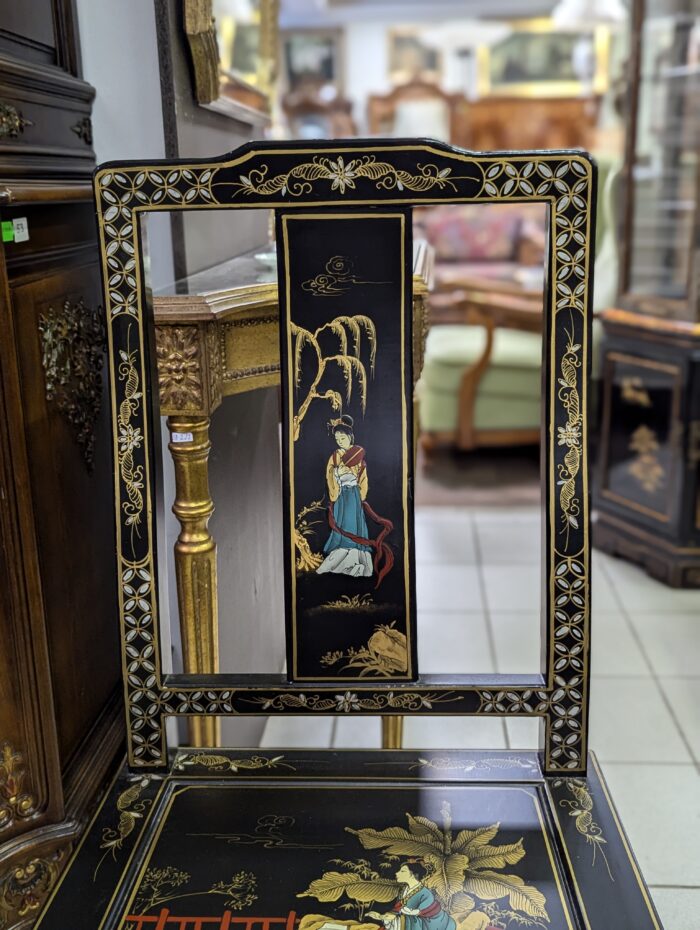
left=93, top=139, right=596, bottom=774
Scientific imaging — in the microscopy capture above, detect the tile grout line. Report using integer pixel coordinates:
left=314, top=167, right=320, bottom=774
left=597, top=557, right=700, bottom=773
left=469, top=518, right=511, bottom=750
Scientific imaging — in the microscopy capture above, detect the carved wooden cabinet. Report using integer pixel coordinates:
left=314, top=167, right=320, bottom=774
left=0, top=2, right=123, bottom=926
left=593, top=0, right=700, bottom=585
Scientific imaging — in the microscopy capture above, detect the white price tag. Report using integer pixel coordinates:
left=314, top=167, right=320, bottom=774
left=171, top=431, right=194, bottom=443
left=12, top=217, right=29, bottom=243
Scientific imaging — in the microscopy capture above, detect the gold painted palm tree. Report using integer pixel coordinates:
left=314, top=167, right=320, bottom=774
left=291, top=316, right=376, bottom=441
left=299, top=802, right=549, bottom=927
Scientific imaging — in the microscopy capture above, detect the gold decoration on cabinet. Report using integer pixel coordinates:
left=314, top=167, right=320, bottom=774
left=621, top=376, right=651, bottom=408
left=628, top=425, right=665, bottom=493
left=155, top=326, right=204, bottom=411
left=0, top=742, right=37, bottom=832
left=0, top=848, right=65, bottom=929
left=38, top=298, right=106, bottom=471
left=0, top=102, right=32, bottom=139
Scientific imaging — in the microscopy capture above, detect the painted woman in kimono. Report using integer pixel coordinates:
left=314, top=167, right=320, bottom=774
left=316, top=415, right=373, bottom=578
left=367, top=862, right=456, bottom=930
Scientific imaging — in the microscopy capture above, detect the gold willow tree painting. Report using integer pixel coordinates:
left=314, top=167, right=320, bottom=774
left=298, top=802, right=550, bottom=930
left=292, top=315, right=377, bottom=572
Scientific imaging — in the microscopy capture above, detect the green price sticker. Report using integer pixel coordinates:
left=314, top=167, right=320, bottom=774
left=1, top=221, right=14, bottom=242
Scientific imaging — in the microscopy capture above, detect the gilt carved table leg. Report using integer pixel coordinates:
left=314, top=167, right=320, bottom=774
left=167, top=416, right=220, bottom=747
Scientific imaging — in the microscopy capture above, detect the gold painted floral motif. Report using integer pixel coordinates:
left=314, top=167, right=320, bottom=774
left=0, top=848, right=64, bottom=928
left=628, top=425, right=665, bottom=493
left=295, top=498, right=325, bottom=572
left=302, top=256, right=391, bottom=297
left=131, top=867, right=257, bottom=916
left=300, top=800, right=550, bottom=927
left=321, top=623, right=408, bottom=677
left=94, top=776, right=153, bottom=879
left=155, top=326, right=204, bottom=411
left=117, top=327, right=145, bottom=541
left=0, top=742, right=37, bottom=832
left=174, top=752, right=294, bottom=773
left=317, top=593, right=376, bottom=611
left=232, top=157, right=471, bottom=198
left=555, top=779, right=613, bottom=880
left=246, top=691, right=462, bottom=712
left=557, top=328, right=582, bottom=545
left=38, top=298, right=106, bottom=471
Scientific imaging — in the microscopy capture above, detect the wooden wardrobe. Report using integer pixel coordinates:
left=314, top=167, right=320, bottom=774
left=0, top=2, right=123, bottom=926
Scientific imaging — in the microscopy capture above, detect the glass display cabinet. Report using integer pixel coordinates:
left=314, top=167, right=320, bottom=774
left=594, top=0, right=700, bottom=586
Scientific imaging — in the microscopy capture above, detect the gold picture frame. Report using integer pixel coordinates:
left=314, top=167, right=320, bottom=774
left=183, top=0, right=279, bottom=126
left=477, top=18, right=611, bottom=98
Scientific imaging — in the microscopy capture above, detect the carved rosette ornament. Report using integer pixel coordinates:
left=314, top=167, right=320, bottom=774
left=155, top=326, right=204, bottom=412
left=0, top=742, right=37, bottom=833
left=0, top=848, right=64, bottom=929
left=38, top=298, right=106, bottom=471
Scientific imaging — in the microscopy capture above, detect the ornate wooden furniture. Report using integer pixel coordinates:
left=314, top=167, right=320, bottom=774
left=0, top=4, right=123, bottom=927
left=153, top=242, right=433, bottom=743
left=367, top=88, right=599, bottom=153
left=34, top=138, right=664, bottom=930
left=281, top=92, right=358, bottom=138
left=594, top=0, right=700, bottom=586
left=367, top=82, right=467, bottom=144
left=462, top=96, right=600, bottom=152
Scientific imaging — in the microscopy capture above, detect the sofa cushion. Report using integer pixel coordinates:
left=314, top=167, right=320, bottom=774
left=417, top=379, right=541, bottom=432
left=422, top=325, right=542, bottom=399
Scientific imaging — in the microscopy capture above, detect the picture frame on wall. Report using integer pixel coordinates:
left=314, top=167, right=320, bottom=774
left=477, top=18, right=611, bottom=98
left=388, top=29, right=442, bottom=85
left=281, top=28, right=344, bottom=95
left=183, top=0, right=279, bottom=126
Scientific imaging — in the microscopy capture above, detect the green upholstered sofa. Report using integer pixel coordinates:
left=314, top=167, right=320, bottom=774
left=418, top=321, right=542, bottom=451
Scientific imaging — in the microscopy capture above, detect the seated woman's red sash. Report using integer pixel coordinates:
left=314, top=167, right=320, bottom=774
left=392, top=900, right=443, bottom=918
left=327, top=445, right=394, bottom=588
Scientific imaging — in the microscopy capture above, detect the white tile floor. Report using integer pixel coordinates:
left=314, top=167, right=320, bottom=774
left=260, top=505, right=700, bottom=929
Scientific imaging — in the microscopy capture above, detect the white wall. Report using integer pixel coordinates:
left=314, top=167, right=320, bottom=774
left=76, top=0, right=175, bottom=291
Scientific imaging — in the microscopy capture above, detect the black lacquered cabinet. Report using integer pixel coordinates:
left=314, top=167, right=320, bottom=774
left=595, top=312, right=700, bottom=585
left=593, top=0, right=700, bottom=585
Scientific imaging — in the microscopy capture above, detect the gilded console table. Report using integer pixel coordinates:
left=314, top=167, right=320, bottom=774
left=153, top=241, right=433, bottom=746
